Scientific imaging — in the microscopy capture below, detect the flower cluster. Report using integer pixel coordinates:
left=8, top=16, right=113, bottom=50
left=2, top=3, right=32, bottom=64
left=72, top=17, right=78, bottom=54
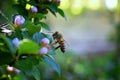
left=0, top=0, right=66, bottom=79
left=7, top=66, right=20, bottom=74
left=39, top=38, right=50, bottom=55
left=12, top=37, right=51, bottom=55
left=14, top=5, right=38, bottom=26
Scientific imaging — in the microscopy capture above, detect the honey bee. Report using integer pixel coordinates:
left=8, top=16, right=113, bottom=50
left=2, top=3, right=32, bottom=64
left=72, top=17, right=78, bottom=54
left=52, top=31, right=65, bottom=53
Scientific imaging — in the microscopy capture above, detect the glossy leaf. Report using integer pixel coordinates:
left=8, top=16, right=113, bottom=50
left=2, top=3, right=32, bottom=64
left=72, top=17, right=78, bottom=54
left=6, top=38, right=16, bottom=54
left=36, top=22, right=50, bottom=31
left=18, top=40, right=39, bottom=54
left=48, top=3, right=58, bottom=13
left=47, top=3, right=58, bottom=16
left=43, top=56, right=61, bottom=75
left=15, top=57, right=39, bottom=74
left=48, top=46, right=56, bottom=55
left=32, top=32, right=52, bottom=44
left=58, top=8, right=67, bottom=20
left=13, top=73, right=28, bottom=80
left=32, top=66, right=41, bottom=80
left=48, top=8, right=56, bottom=16
left=32, top=32, right=46, bottom=45
left=45, top=34, right=53, bottom=43
left=23, top=21, right=41, bottom=37
left=0, top=33, right=16, bottom=54
left=34, top=13, right=46, bottom=19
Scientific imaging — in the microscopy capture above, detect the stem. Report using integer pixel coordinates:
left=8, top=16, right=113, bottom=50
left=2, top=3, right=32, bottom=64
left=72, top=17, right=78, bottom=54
left=31, top=18, right=35, bottom=23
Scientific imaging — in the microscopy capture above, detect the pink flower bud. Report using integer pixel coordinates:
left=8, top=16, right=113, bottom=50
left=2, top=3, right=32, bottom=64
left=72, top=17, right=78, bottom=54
left=7, top=66, right=14, bottom=72
left=12, top=38, right=21, bottom=48
left=30, top=6, right=38, bottom=13
left=14, top=15, right=25, bottom=26
left=46, top=45, right=51, bottom=51
left=14, top=68, right=21, bottom=74
left=41, top=38, right=50, bottom=46
left=39, top=47, right=48, bottom=55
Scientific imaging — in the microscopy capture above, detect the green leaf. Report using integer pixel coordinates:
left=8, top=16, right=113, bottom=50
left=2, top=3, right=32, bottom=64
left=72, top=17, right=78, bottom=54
left=21, top=31, right=29, bottom=39
left=32, top=32, right=46, bottom=45
left=7, top=38, right=16, bottom=54
left=48, top=8, right=56, bottom=16
left=0, top=52, right=14, bottom=65
left=58, top=8, right=67, bottom=20
left=43, top=56, right=61, bottom=75
left=48, top=46, right=56, bottom=55
left=15, top=57, right=39, bottom=74
left=36, top=22, right=50, bottom=31
left=48, top=3, right=58, bottom=13
left=45, top=34, right=53, bottom=43
left=13, top=4, right=28, bottom=16
left=0, top=33, right=16, bottom=55
left=47, top=3, right=58, bottom=16
left=32, top=66, right=41, bottom=80
left=33, top=13, right=46, bottom=19
left=13, top=27, right=23, bottom=39
left=18, top=40, right=39, bottom=54
left=23, top=20, right=41, bottom=37
left=32, top=32, right=53, bottom=45
left=13, top=73, right=28, bottom=80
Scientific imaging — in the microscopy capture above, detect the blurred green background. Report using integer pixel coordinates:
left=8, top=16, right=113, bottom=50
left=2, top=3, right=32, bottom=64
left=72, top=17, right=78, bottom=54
left=0, top=0, right=120, bottom=80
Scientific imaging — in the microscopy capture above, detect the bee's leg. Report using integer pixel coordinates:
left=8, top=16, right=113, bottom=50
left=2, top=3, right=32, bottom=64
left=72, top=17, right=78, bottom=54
left=55, top=45, right=60, bottom=50
left=52, top=41, right=58, bottom=46
left=55, top=41, right=58, bottom=44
